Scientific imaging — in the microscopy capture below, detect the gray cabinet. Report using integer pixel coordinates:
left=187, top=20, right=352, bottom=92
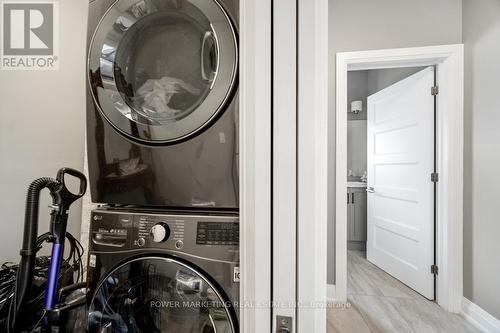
left=347, top=187, right=367, bottom=242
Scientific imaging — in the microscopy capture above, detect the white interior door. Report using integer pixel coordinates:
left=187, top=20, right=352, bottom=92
left=366, top=66, right=435, bottom=299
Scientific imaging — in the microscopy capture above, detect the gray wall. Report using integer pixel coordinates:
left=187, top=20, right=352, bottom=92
left=366, top=67, right=424, bottom=96
left=347, top=120, right=367, bottom=178
left=347, top=67, right=424, bottom=121
left=327, top=0, right=463, bottom=284
left=0, top=1, right=88, bottom=262
left=463, top=0, right=500, bottom=319
left=347, top=71, right=369, bottom=121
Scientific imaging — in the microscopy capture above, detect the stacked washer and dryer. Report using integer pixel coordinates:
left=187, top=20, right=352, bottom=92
left=85, top=0, right=239, bottom=331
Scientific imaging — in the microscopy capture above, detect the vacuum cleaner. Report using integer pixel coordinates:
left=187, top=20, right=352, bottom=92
left=1, top=167, right=87, bottom=332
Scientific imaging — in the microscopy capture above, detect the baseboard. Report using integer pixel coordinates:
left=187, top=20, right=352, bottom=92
left=347, top=241, right=366, bottom=251
left=461, top=297, right=500, bottom=333
left=327, top=284, right=336, bottom=302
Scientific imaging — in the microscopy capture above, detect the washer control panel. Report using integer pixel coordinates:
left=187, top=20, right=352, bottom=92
left=90, top=212, right=132, bottom=248
left=90, top=209, right=239, bottom=262
left=136, top=215, right=185, bottom=247
left=196, top=222, right=239, bottom=245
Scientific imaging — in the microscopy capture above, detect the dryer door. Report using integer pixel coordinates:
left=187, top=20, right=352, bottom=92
left=88, top=256, right=237, bottom=332
left=88, top=0, right=237, bottom=144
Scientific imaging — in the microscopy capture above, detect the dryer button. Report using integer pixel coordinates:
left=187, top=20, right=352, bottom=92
left=175, top=240, right=184, bottom=249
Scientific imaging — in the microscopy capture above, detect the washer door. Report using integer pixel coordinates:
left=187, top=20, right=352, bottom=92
left=88, top=0, right=237, bottom=144
left=88, top=257, right=237, bottom=332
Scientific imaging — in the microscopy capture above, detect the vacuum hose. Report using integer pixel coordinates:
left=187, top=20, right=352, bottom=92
left=9, top=177, right=60, bottom=331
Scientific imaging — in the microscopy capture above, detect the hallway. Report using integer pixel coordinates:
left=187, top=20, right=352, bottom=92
left=327, top=251, right=478, bottom=333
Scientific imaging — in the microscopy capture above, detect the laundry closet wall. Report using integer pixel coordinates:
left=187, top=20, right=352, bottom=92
left=0, top=1, right=89, bottom=262
left=463, top=0, right=500, bottom=319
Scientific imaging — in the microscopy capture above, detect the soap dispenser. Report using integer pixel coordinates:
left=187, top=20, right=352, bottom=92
left=361, top=171, right=367, bottom=183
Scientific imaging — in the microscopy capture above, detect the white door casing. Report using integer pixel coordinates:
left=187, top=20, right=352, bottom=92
left=336, top=45, right=464, bottom=312
left=240, top=0, right=329, bottom=330
left=239, top=0, right=272, bottom=331
left=366, top=66, right=435, bottom=299
left=273, top=0, right=297, bottom=330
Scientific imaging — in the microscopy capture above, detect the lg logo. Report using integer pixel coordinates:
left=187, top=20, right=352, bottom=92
left=1, top=1, right=58, bottom=70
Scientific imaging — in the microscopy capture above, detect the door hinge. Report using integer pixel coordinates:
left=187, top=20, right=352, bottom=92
left=431, top=265, right=439, bottom=275
left=431, top=86, right=439, bottom=96
left=431, top=172, right=439, bottom=183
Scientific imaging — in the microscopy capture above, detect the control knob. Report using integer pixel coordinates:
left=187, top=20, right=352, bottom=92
left=150, top=222, right=170, bottom=243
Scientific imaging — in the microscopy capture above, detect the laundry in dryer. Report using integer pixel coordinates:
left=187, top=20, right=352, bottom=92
left=134, top=76, right=202, bottom=121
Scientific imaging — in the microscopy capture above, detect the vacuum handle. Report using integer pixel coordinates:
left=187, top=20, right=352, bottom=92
left=56, top=167, right=87, bottom=201
left=50, top=168, right=86, bottom=244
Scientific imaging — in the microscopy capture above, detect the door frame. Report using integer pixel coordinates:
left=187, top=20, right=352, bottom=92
left=240, top=0, right=329, bottom=331
left=239, top=0, right=272, bottom=332
left=333, top=44, right=464, bottom=313
left=272, top=0, right=297, bottom=331
left=296, top=0, right=329, bottom=332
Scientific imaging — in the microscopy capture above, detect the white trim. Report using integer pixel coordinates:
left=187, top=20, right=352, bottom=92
left=326, top=284, right=336, bottom=302
left=461, top=298, right=500, bottom=333
left=296, top=0, right=329, bottom=331
left=334, top=44, right=464, bottom=312
left=239, top=0, right=272, bottom=331
left=334, top=54, right=348, bottom=303
left=272, top=0, right=297, bottom=331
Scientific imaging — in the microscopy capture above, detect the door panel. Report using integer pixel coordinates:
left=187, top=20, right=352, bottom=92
left=366, top=66, right=435, bottom=299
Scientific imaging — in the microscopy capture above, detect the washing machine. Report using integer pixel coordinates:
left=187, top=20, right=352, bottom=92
left=86, top=0, right=239, bottom=209
left=86, top=208, right=239, bottom=332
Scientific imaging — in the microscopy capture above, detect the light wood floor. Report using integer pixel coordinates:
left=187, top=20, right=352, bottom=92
left=327, top=251, right=478, bottom=333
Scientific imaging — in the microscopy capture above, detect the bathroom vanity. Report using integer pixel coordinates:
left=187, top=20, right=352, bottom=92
left=347, top=182, right=367, bottom=250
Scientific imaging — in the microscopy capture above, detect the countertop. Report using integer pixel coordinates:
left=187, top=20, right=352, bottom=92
left=347, top=181, right=367, bottom=188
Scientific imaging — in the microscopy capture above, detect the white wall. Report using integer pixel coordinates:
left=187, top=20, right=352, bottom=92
left=0, top=1, right=88, bottom=262
left=463, top=0, right=500, bottom=319
left=327, top=0, right=463, bottom=284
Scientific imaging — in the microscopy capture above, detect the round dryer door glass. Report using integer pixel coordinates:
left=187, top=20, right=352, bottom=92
left=88, top=257, right=237, bottom=332
left=88, top=0, right=238, bottom=144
